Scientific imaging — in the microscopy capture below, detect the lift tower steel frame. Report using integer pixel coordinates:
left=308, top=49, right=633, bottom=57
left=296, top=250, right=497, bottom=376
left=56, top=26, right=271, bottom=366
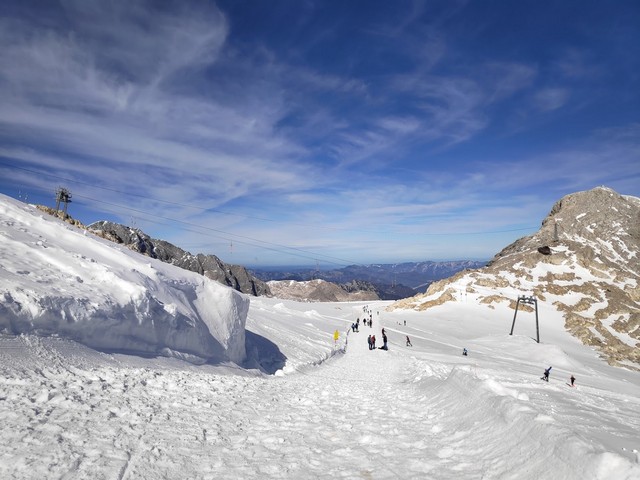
left=510, top=295, right=540, bottom=343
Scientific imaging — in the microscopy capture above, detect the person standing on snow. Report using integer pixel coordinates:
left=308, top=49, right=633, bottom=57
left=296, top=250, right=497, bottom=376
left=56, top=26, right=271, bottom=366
left=406, top=335, right=412, bottom=347
left=542, top=367, right=552, bottom=382
left=371, top=335, right=376, bottom=349
left=368, top=335, right=372, bottom=350
left=570, top=374, right=576, bottom=387
left=380, top=332, right=388, bottom=350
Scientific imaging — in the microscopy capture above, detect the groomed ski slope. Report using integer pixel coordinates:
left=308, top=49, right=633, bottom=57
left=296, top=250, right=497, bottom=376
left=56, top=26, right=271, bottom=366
left=1, top=297, right=639, bottom=480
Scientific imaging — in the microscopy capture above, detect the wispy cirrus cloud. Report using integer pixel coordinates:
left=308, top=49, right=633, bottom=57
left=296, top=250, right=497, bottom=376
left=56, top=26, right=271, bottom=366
left=532, top=87, right=570, bottom=112
left=1, top=1, right=638, bottom=266
left=0, top=1, right=317, bottom=217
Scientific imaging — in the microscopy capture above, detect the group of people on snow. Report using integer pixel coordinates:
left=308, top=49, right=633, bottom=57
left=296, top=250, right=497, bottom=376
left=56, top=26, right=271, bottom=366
left=351, top=318, right=360, bottom=332
left=355, top=308, right=577, bottom=387
left=541, top=366, right=576, bottom=386
left=365, top=330, right=388, bottom=350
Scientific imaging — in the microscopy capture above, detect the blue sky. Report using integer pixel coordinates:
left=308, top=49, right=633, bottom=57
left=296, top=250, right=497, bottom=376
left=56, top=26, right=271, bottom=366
left=1, top=1, right=639, bottom=268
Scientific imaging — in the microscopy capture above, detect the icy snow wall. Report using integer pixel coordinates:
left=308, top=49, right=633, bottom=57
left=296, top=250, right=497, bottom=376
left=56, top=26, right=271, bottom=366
left=0, top=195, right=248, bottom=364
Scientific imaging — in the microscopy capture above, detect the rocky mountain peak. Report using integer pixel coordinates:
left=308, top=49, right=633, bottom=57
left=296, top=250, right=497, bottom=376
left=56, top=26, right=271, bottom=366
left=390, top=187, right=640, bottom=369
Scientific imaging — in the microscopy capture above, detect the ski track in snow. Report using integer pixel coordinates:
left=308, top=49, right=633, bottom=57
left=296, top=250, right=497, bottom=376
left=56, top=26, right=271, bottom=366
left=1, top=311, right=639, bottom=480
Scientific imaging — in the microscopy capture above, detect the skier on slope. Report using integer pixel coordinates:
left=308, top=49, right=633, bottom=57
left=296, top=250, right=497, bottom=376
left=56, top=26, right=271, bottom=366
left=406, top=335, right=412, bottom=347
left=542, top=366, right=552, bottom=382
left=570, top=374, right=576, bottom=387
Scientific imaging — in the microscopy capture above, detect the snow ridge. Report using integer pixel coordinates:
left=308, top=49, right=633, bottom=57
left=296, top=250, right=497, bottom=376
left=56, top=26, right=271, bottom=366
left=0, top=195, right=248, bottom=364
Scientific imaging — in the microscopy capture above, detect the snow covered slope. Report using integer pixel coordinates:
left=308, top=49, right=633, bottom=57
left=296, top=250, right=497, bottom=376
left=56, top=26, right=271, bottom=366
left=392, top=187, right=640, bottom=368
left=1, top=190, right=639, bottom=479
left=1, top=296, right=639, bottom=479
left=0, top=194, right=248, bottom=364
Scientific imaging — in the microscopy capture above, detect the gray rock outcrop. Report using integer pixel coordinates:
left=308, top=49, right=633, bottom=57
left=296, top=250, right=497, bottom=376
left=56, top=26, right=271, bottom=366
left=267, top=279, right=379, bottom=302
left=88, top=221, right=271, bottom=297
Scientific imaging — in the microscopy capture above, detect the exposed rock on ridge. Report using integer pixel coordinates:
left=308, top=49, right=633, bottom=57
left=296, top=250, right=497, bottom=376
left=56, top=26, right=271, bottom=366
left=88, top=221, right=271, bottom=297
left=268, top=279, right=379, bottom=302
left=390, top=187, right=640, bottom=369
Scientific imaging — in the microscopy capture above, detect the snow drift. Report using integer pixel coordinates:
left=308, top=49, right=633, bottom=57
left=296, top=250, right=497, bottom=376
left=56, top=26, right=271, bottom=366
left=0, top=195, right=249, bottom=364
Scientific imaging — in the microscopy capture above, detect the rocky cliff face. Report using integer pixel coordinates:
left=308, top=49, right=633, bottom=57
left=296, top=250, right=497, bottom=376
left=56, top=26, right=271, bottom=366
left=267, top=279, right=379, bottom=302
left=88, top=221, right=271, bottom=297
left=390, top=187, right=640, bottom=368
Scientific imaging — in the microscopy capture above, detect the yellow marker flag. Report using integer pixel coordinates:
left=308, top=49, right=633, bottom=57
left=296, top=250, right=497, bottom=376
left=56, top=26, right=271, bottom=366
left=333, top=330, right=339, bottom=342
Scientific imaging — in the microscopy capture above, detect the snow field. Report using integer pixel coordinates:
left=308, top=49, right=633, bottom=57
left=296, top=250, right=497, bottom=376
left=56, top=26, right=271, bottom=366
left=1, top=195, right=639, bottom=479
left=2, top=314, right=639, bottom=480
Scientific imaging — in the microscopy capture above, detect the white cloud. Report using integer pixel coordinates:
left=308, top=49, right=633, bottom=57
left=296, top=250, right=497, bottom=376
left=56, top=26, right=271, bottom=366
left=532, top=87, right=570, bottom=112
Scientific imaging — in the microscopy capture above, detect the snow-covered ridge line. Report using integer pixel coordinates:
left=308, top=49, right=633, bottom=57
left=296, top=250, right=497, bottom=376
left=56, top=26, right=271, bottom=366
left=0, top=194, right=249, bottom=364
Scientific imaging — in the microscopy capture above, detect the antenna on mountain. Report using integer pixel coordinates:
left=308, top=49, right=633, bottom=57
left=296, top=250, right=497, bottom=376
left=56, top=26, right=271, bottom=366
left=54, top=187, right=72, bottom=218
left=509, top=295, right=540, bottom=343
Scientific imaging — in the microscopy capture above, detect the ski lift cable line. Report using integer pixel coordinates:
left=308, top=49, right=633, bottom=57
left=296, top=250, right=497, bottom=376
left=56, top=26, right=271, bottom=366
left=75, top=193, right=364, bottom=266
left=1, top=161, right=538, bottom=236
left=2, top=161, right=374, bottom=233
left=91, top=202, right=354, bottom=267
left=1, top=161, right=280, bottom=221
left=3, top=179, right=358, bottom=265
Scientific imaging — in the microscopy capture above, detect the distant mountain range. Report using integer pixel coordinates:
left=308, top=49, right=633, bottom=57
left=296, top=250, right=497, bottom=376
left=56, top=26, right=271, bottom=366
left=251, top=261, right=487, bottom=300
left=32, top=205, right=485, bottom=301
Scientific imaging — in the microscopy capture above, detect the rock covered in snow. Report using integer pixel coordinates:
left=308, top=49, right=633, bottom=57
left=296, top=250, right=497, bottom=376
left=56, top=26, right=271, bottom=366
left=390, top=186, right=640, bottom=368
left=0, top=194, right=249, bottom=364
left=87, top=220, right=271, bottom=297
left=267, top=278, right=379, bottom=302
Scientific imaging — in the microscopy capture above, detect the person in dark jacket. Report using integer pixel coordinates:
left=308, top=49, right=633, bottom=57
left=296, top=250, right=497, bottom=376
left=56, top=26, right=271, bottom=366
left=542, top=367, right=552, bottom=381
left=380, top=333, right=388, bottom=350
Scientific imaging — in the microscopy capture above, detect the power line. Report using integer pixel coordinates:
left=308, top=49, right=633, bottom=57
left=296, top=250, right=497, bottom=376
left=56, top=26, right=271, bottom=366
left=3, top=179, right=346, bottom=264
left=2, top=178, right=362, bottom=265
left=73, top=193, right=363, bottom=266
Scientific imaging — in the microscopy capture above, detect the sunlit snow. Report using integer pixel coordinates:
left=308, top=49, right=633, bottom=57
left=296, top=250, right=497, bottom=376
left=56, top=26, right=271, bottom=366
left=1, top=195, right=639, bottom=479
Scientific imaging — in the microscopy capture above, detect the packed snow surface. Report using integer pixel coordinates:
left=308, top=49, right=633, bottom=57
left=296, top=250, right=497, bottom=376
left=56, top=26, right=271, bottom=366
left=1, top=195, right=639, bottom=479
